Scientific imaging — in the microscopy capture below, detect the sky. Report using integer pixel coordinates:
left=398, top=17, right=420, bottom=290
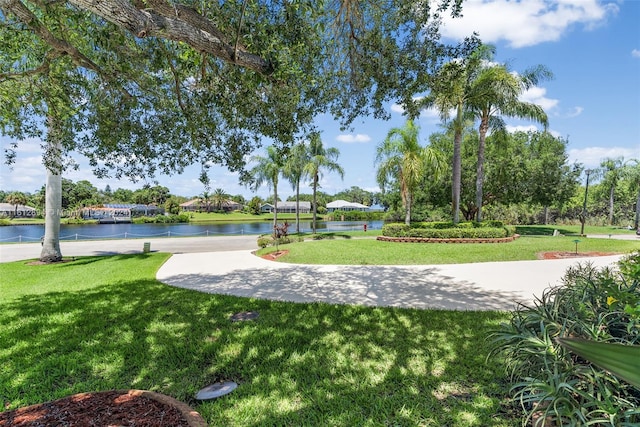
left=1, top=0, right=639, bottom=201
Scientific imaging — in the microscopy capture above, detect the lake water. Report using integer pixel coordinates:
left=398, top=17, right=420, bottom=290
left=0, top=220, right=384, bottom=243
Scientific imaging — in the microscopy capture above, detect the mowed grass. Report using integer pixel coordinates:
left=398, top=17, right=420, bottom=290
left=0, top=254, right=516, bottom=426
left=258, top=235, right=639, bottom=265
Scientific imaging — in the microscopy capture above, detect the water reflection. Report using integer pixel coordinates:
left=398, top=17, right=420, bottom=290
left=0, top=220, right=383, bottom=243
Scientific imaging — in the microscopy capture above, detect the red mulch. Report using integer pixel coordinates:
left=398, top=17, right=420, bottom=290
left=260, top=250, right=289, bottom=260
left=537, top=251, right=618, bottom=260
left=0, top=390, right=205, bottom=427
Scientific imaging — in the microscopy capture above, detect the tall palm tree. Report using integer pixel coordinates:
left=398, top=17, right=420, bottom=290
left=417, top=46, right=494, bottom=224
left=40, top=115, right=63, bottom=263
left=304, top=133, right=344, bottom=233
left=282, top=142, right=310, bottom=233
left=623, top=159, right=640, bottom=229
left=375, top=119, right=443, bottom=225
left=600, top=156, right=626, bottom=225
left=249, top=145, right=284, bottom=233
left=468, top=62, right=551, bottom=222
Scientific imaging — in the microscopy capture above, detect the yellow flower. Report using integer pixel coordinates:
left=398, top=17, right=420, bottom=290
left=607, top=296, right=618, bottom=306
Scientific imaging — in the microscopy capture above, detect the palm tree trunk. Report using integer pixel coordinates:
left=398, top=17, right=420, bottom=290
left=452, top=105, right=463, bottom=224
left=312, top=173, right=318, bottom=234
left=475, top=116, right=488, bottom=222
left=405, top=191, right=411, bottom=225
left=273, top=184, right=278, bottom=237
left=40, top=123, right=63, bottom=263
left=635, top=189, right=640, bottom=229
left=295, top=179, right=300, bottom=234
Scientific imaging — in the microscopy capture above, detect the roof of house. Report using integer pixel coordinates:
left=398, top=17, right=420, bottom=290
left=326, top=200, right=369, bottom=209
left=0, top=203, right=37, bottom=211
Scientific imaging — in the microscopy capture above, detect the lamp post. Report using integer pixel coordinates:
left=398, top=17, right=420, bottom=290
left=580, top=169, right=593, bottom=236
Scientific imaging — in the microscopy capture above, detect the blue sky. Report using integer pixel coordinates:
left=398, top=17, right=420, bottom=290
left=1, top=0, right=639, bottom=200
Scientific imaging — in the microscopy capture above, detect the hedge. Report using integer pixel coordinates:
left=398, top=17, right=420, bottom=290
left=382, top=221, right=515, bottom=239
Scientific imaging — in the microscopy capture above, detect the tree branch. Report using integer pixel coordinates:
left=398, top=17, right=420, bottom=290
left=67, top=0, right=274, bottom=75
left=0, top=0, right=133, bottom=98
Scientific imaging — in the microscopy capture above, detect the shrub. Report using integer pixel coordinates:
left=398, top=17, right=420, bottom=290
left=257, top=235, right=272, bottom=248
left=381, top=222, right=514, bottom=239
left=490, top=251, right=640, bottom=426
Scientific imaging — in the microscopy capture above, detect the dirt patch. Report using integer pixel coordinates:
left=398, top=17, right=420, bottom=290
left=537, top=251, right=619, bottom=260
left=0, top=390, right=206, bottom=427
left=260, top=250, right=289, bottom=260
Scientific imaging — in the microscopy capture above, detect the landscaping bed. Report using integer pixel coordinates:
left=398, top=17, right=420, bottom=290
left=0, top=390, right=206, bottom=427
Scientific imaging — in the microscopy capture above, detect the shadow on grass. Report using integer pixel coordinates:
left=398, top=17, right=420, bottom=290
left=0, top=278, right=516, bottom=426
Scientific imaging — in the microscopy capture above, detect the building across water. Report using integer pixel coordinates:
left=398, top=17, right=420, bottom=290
left=81, top=204, right=164, bottom=223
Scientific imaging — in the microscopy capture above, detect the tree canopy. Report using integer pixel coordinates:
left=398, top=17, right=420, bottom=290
left=1, top=0, right=472, bottom=181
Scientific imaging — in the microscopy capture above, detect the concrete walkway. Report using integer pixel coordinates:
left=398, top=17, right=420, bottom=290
left=156, top=250, right=625, bottom=311
left=2, top=234, right=632, bottom=311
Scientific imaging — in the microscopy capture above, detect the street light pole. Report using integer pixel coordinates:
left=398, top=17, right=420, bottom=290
left=580, top=169, right=593, bottom=236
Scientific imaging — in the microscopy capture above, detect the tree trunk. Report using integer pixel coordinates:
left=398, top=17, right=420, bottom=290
left=608, top=185, right=614, bottom=225
left=40, top=138, right=63, bottom=263
left=452, top=104, right=463, bottom=224
left=543, top=205, right=549, bottom=225
left=404, top=191, right=411, bottom=226
left=295, top=179, right=300, bottom=233
left=635, top=189, right=640, bottom=229
left=475, top=115, right=488, bottom=223
left=312, top=173, right=318, bottom=234
left=272, top=182, right=278, bottom=237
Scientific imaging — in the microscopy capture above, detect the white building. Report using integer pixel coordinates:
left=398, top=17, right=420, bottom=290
left=326, top=200, right=369, bottom=212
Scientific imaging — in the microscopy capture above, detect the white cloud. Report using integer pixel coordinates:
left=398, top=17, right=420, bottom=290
left=506, top=124, right=539, bottom=133
left=568, top=146, right=640, bottom=169
left=565, top=106, right=584, bottom=118
left=520, top=86, right=559, bottom=111
left=632, top=49, right=640, bottom=58
left=440, top=0, right=618, bottom=48
left=390, top=104, right=405, bottom=114
left=336, top=134, right=372, bottom=144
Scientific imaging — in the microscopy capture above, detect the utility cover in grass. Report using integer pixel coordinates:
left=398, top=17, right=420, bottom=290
left=196, top=382, right=237, bottom=400
left=229, top=311, right=259, bottom=322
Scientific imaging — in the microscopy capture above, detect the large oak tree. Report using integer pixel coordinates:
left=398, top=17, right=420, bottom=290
left=1, top=0, right=469, bottom=261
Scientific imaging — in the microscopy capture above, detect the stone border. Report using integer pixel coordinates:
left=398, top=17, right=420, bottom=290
left=377, top=234, right=519, bottom=244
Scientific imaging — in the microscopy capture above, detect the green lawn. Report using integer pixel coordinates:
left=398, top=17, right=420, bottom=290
left=259, top=235, right=638, bottom=265
left=0, top=254, right=516, bottom=426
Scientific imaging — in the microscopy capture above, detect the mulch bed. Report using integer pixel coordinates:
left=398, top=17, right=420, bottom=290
left=0, top=390, right=207, bottom=427
left=537, top=251, right=618, bottom=260
left=260, top=250, right=289, bottom=260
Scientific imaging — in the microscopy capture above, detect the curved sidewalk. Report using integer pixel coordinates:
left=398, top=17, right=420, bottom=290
left=156, top=250, right=625, bottom=311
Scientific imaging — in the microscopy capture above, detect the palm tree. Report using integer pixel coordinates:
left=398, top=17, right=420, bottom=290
left=282, top=142, right=310, bottom=233
left=40, top=116, right=63, bottom=263
left=417, top=46, right=494, bottom=224
left=623, top=159, right=640, bottom=229
left=5, top=191, right=28, bottom=218
left=249, top=145, right=284, bottom=234
left=211, top=188, right=229, bottom=211
left=468, top=61, right=551, bottom=222
left=375, top=120, right=443, bottom=225
left=304, top=133, right=344, bottom=233
left=600, top=157, right=625, bottom=225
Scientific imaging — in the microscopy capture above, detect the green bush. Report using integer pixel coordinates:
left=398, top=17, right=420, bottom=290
left=491, top=251, right=640, bottom=426
left=257, top=235, right=272, bottom=248
left=381, top=222, right=514, bottom=239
